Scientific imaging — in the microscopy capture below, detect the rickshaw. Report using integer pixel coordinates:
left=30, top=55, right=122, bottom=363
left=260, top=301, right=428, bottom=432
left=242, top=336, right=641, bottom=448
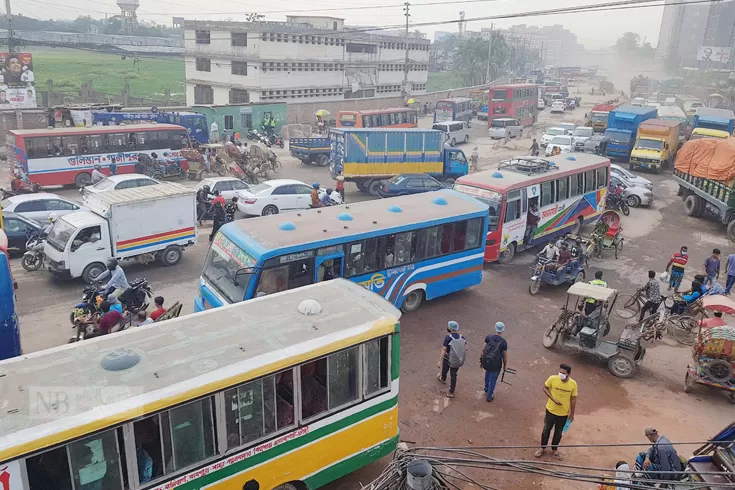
left=687, top=423, right=735, bottom=487
left=684, top=295, right=735, bottom=403
left=542, top=282, right=646, bottom=378
left=588, top=210, right=624, bottom=259
left=528, top=235, right=587, bottom=295
left=199, top=143, right=228, bottom=176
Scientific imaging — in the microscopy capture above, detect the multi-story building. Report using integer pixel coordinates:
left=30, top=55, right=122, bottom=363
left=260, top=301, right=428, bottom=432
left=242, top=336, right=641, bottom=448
left=489, top=24, right=577, bottom=64
left=183, top=16, right=430, bottom=106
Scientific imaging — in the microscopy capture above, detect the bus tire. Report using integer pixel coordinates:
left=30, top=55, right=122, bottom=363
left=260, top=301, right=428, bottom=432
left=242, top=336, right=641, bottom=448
left=160, top=245, right=182, bottom=266
left=356, top=181, right=369, bottom=192
left=273, top=483, right=302, bottom=490
left=401, top=289, right=424, bottom=313
left=82, top=262, right=106, bottom=284
left=74, top=172, right=91, bottom=188
left=498, top=242, right=515, bottom=264
left=368, top=180, right=382, bottom=196
left=684, top=195, right=703, bottom=217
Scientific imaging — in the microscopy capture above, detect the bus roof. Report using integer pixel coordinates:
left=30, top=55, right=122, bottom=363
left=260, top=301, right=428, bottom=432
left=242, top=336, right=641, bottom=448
left=437, top=97, right=472, bottom=103
left=0, top=279, right=400, bottom=459
left=456, top=154, right=610, bottom=192
left=341, top=107, right=412, bottom=115
left=8, top=123, right=186, bottom=137
left=225, top=189, right=488, bottom=255
left=492, top=83, right=538, bottom=89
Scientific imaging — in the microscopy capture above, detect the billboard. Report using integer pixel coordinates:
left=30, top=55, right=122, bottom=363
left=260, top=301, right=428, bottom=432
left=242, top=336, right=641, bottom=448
left=697, top=46, right=731, bottom=63
left=0, top=53, right=36, bottom=108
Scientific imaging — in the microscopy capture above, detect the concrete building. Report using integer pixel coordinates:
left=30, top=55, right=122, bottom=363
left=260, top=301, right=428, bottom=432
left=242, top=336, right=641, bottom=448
left=183, top=17, right=430, bottom=106
left=491, top=24, right=577, bottom=64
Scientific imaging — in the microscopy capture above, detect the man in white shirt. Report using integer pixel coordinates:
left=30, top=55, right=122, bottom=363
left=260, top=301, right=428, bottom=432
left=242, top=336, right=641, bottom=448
left=91, top=164, right=105, bottom=184
left=210, top=120, right=219, bottom=142
left=540, top=241, right=559, bottom=261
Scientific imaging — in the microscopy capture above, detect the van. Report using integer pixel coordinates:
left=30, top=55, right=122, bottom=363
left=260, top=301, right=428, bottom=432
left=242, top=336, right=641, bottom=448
left=432, top=121, right=470, bottom=146
left=487, top=118, right=523, bottom=139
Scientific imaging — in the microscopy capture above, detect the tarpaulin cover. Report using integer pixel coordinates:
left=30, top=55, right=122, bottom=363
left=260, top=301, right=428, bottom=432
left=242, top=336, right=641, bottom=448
left=674, top=137, right=735, bottom=181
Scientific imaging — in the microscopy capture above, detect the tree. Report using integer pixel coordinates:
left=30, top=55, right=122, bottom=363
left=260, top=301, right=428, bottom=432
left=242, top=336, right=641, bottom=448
left=245, top=13, right=265, bottom=22
left=615, top=32, right=642, bottom=53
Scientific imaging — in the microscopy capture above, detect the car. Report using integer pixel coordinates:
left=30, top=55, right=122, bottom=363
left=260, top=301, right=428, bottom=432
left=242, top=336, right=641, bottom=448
left=377, top=174, right=445, bottom=198
left=237, top=179, right=320, bottom=216
left=550, top=100, right=566, bottom=113
left=537, top=99, right=545, bottom=110
left=82, top=174, right=160, bottom=195
left=540, top=127, right=568, bottom=147
left=572, top=126, right=594, bottom=150
left=611, top=175, right=654, bottom=207
left=583, top=134, right=607, bottom=153
left=545, top=135, right=575, bottom=156
left=611, top=164, right=653, bottom=190
left=0, top=211, right=44, bottom=253
left=488, top=118, right=523, bottom=139
left=432, top=121, right=470, bottom=146
left=196, top=177, right=251, bottom=201
left=558, top=122, right=576, bottom=134
left=1, top=193, right=87, bottom=223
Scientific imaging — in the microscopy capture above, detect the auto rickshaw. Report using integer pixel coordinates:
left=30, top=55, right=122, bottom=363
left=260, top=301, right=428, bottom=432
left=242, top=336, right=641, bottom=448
left=542, top=282, right=646, bottom=378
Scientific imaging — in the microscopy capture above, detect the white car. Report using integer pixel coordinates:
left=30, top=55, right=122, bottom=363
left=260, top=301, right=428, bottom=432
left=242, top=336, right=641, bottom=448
left=82, top=173, right=160, bottom=195
left=611, top=175, right=654, bottom=207
left=487, top=118, right=523, bottom=139
left=558, top=122, right=576, bottom=134
left=196, top=177, right=251, bottom=201
left=545, top=136, right=575, bottom=156
left=537, top=99, right=545, bottom=110
left=611, top=164, right=653, bottom=190
left=572, top=126, right=594, bottom=150
left=237, top=179, right=318, bottom=216
left=540, top=127, right=568, bottom=147
left=550, top=100, right=566, bottom=113
left=1, top=193, right=87, bottom=223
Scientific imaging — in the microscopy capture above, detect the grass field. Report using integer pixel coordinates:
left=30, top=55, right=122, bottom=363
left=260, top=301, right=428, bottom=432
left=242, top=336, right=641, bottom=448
left=427, top=72, right=464, bottom=93
left=30, top=48, right=185, bottom=100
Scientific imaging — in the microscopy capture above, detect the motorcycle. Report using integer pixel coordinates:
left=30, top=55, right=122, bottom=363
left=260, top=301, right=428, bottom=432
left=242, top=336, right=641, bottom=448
left=0, top=179, right=42, bottom=200
left=21, top=233, right=46, bottom=271
left=69, top=277, right=153, bottom=325
left=606, top=188, right=630, bottom=216
left=246, top=128, right=259, bottom=140
left=267, top=134, right=285, bottom=148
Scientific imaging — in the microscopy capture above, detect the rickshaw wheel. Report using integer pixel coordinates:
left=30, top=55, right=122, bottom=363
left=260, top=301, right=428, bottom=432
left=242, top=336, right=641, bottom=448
left=615, top=238, right=624, bottom=259
left=614, top=293, right=639, bottom=319
left=608, top=353, right=636, bottom=378
left=529, top=278, right=541, bottom=295
left=542, top=325, right=559, bottom=348
left=684, top=371, right=693, bottom=393
left=153, top=172, right=164, bottom=180
left=670, top=316, right=698, bottom=346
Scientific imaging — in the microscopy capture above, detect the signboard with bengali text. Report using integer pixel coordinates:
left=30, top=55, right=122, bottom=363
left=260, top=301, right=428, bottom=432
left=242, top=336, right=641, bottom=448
left=0, top=53, right=36, bottom=109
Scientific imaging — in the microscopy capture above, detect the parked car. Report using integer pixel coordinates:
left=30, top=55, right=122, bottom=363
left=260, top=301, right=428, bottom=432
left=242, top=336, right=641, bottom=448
left=611, top=175, right=654, bottom=207
left=545, top=135, right=575, bottom=156
left=611, top=164, right=653, bottom=190
left=572, top=126, right=594, bottom=151
left=540, top=127, right=568, bottom=147
left=558, top=122, right=576, bottom=134
left=488, top=118, right=523, bottom=139
left=237, top=179, right=319, bottom=216
left=81, top=174, right=160, bottom=195
left=537, top=98, right=545, bottom=110
left=196, top=177, right=251, bottom=201
left=584, top=134, right=607, bottom=153
left=432, top=121, right=470, bottom=146
left=550, top=100, right=566, bottom=113
left=0, top=211, right=44, bottom=253
left=377, top=174, right=445, bottom=198
left=1, top=193, right=87, bottom=223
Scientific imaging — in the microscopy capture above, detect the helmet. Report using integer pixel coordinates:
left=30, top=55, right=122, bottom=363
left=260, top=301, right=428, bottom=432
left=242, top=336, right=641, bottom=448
left=106, top=258, right=119, bottom=271
left=202, top=185, right=210, bottom=193
left=213, top=190, right=220, bottom=196
left=163, top=152, right=169, bottom=157
left=47, top=212, right=58, bottom=223
left=312, top=182, right=320, bottom=189
left=326, top=188, right=333, bottom=194
left=94, top=164, right=101, bottom=169
left=232, top=196, right=239, bottom=202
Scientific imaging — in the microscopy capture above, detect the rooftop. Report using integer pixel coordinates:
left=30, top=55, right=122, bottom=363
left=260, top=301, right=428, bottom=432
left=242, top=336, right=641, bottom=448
left=9, top=123, right=184, bottom=136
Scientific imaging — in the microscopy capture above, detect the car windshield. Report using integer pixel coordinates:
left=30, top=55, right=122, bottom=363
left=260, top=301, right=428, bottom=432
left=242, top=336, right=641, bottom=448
left=490, top=120, right=508, bottom=128
left=47, top=218, right=77, bottom=252
left=635, top=138, right=664, bottom=150
left=389, top=176, right=407, bottom=184
left=453, top=184, right=502, bottom=231
left=248, top=183, right=273, bottom=195
left=605, top=130, right=630, bottom=143
left=432, top=124, right=448, bottom=132
left=546, top=128, right=565, bottom=136
left=202, top=232, right=258, bottom=303
left=90, top=178, right=117, bottom=191
left=550, top=136, right=572, bottom=145
left=573, top=128, right=593, bottom=137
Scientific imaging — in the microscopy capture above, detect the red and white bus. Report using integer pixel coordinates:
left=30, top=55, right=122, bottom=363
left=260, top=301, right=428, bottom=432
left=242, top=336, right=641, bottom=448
left=7, top=124, right=191, bottom=188
left=487, top=83, right=539, bottom=126
left=453, top=154, right=610, bottom=263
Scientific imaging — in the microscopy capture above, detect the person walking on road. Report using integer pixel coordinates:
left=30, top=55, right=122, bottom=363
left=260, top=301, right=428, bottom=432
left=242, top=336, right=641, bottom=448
left=535, top=363, right=577, bottom=461
left=726, top=253, right=735, bottom=295
left=470, top=147, right=479, bottom=171
left=703, top=248, right=721, bottom=288
left=437, top=320, right=467, bottom=398
left=481, top=322, right=508, bottom=402
left=665, top=246, right=688, bottom=293
left=530, top=138, right=540, bottom=156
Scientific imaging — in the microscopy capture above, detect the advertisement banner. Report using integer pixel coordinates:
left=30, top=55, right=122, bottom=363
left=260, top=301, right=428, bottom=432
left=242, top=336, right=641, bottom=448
left=0, top=53, right=36, bottom=109
left=697, top=46, right=731, bottom=63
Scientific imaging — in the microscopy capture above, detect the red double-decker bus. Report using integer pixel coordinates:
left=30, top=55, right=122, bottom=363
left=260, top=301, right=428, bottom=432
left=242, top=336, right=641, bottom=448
left=487, top=83, right=539, bottom=127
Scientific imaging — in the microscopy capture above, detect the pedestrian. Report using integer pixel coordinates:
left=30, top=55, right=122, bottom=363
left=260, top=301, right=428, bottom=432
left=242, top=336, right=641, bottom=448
left=525, top=198, right=540, bottom=245
left=436, top=320, right=466, bottom=398
left=480, top=321, right=508, bottom=402
left=637, top=428, right=682, bottom=483
left=210, top=120, right=219, bottom=143
left=109, top=161, right=118, bottom=176
left=703, top=248, right=721, bottom=288
left=535, top=363, right=577, bottom=461
left=208, top=199, right=226, bottom=242
left=665, top=245, right=688, bottom=292
left=726, top=252, right=735, bottom=295
left=335, top=172, right=345, bottom=203
left=470, top=146, right=479, bottom=171
left=639, top=270, right=661, bottom=322
left=504, top=129, right=511, bottom=145
left=530, top=138, right=540, bottom=156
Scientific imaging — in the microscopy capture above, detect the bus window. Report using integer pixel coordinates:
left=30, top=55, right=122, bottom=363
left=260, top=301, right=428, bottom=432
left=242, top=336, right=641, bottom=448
left=365, top=337, right=390, bottom=396
left=596, top=167, right=608, bottom=188
left=439, top=223, right=453, bottom=255
left=88, top=134, right=104, bottom=152
left=584, top=170, right=595, bottom=193
left=134, top=416, right=164, bottom=483
left=453, top=221, right=468, bottom=251
left=504, top=199, right=521, bottom=223
left=328, top=346, right=359, bottom=409
left=492, top=89, right=508, bottom=100
left=224, top=375, right=278, bottom=448
left=363, top=236, right=385, bottom=272
left=392, top=231, right=416, bottom=265
left=465, top=218, right=483, bottom=249
left=541, top=181, right=555, bottom=206
left=381, top=113, right=391, bottom=126
left=363, top=115, right=373, bottom=128
left=346, top=242, right=364, bottom=276
left=69, top=429, right=124, bottom=490
left=27, top=446, right=73, bottom=490
left=166, top=398, right=216, bottom=470
left=556, top=177, right=569, bottom=201
left=410, top=112, right=417, bottom=124
left=301, top=358, right=328, bottom=419
left=570, top=173, right=583, bottom=197
left=25, top=137, right=38, bottom=158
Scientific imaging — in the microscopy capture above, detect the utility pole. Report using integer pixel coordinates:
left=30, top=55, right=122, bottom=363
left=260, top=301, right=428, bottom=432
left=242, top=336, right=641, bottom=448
left=5, top=0, right=14, bottom=52
left=485, top=23, right=493, bottom=85
left=403, top=1, right=410, bottom=95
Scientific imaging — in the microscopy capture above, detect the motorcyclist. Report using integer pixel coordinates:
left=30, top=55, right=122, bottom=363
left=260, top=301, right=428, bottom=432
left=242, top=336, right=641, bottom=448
left=320, top=188, right=336, bottom=206
left=196, top=185, right=210, bottom=224
left=310, top=182, right=322, bottom=208
left=96, top=258, right=130, bottom=298
left=91, top=164, right=106, bottom=184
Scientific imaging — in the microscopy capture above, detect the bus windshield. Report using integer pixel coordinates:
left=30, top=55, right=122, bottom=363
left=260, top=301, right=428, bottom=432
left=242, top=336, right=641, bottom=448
left=453, top=184, right=502, bottom=231
left=202, top=233, right=257, bottom=303
left=338, top=113, right=357, bottom=127
left=47, top=219, right=77, bottom=252
left=635, top=138, right=664, bottom=150
left=436, top=102, right=453, bottom=112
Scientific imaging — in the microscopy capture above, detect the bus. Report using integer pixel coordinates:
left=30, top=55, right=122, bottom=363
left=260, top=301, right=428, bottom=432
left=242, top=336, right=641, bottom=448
left=91, top=111, right=210, bottom=144
left=196, top=190, right=488, bottom=313
left=336, top=108, right=418, bottom=129
left=0, top=279, right=401, bottom=490
left=434, top=97, right=473, bottom=123
left=487, top=84, right=539, bottom=127
left=453, top=154, right=610, bottom=263
left=7, top=124, right=191, bottom=188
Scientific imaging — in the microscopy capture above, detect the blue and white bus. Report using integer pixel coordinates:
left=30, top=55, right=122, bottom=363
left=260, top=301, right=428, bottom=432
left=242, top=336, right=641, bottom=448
left=195, top=190, right=489, bottom=313
left=434, top=97, right=474, bottom=123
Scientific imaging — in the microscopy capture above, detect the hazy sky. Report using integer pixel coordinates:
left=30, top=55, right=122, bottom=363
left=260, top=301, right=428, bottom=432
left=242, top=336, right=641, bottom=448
left=21, top=0, right=665, bottom=48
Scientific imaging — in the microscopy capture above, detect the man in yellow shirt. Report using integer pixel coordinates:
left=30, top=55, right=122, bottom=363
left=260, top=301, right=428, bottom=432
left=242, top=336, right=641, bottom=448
left=535, top=363, right=578, bottom=461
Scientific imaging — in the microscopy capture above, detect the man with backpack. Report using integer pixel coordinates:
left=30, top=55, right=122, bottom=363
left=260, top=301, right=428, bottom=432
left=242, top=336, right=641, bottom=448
left=436, top=320, right=466, bottom=398
left=481, top=322, right=508, bottom=402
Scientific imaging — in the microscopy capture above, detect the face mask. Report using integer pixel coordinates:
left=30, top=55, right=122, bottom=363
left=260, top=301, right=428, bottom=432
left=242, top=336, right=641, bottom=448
left=681, top=251, right=688, bottom=256
left=558, top=372, right=568, bottom=380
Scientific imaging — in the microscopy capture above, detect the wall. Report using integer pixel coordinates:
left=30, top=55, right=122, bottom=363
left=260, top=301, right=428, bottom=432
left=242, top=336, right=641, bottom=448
left=191, top=103, right=287, bottom=138
left=0, top=109, right=49, bottom=137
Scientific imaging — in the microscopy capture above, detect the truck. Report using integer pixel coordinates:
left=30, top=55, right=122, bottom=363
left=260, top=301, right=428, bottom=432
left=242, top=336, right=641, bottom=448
left=630, top=75, right=652, bottom=98
left=328, top=128, right=469, bottom=196
left=692, top=107, right=735, bottom=135
left=629, top=119, right=681, bottom=173
left=477, top=104, right=489, bottom=121
left=602, top=106, right=658, bottom=159
left=44, top=183, right=197, bottom=283
left=289, top=137, right=331, bottom=166
left=588, top=103, right=617, bottom=132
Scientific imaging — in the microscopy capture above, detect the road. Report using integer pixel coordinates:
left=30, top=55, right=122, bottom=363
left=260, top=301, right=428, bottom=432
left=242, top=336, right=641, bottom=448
left=5, top=88, right=734, bottom=489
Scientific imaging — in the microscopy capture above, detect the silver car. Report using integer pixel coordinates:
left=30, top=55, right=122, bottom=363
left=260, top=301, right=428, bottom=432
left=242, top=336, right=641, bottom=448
left=572, top=127, right=594, bottom=151
left=488, top=118, right=523, bottom=139
left=611, top=175, right=653, bottom=207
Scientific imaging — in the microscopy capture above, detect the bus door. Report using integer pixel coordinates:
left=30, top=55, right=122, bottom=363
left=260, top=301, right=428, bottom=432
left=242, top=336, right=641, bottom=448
left=315, top=245, right=344, bottom=283
left=502, top=189, right=526, bottom=249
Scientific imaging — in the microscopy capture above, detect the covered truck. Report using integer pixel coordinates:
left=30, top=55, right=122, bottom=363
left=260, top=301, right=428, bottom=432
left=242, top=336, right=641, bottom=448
left=329, top=128, right=469, bottom=195
left=692, top=107, right=735, bottom=135
left=289, top=137, right=331, bottom=166
left=629, top=119, right=681, bottom=173
left=673, top=137, right=735, bottom=241
left=603, top=106, right=657, bottom=159
left=588, top=103, right=617, bottom=132
left=44, top=183, right=197, bottom=282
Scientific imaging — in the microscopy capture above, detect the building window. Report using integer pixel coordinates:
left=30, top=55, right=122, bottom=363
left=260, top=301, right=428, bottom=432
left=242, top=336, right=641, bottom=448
left=196, top=58, right=211, bottom=72
left=195, top=30, right=210, bottom=44
left=224, top=115, right=234, bottom=130
left=231, top=32, right=248, bottom=47
left=230, top=89, right=250, bottom=104
left=194, top=84, right=213, bottom=104
left=232, top=61, right=248, bottom=76
left=346, top=43, right=377, bottom=53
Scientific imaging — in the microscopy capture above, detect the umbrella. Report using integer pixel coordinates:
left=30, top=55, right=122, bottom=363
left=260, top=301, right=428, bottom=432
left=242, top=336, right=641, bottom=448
left=703, top=295, right=735, bottom=315
left=407, top=98, right=417, bottom=104
left=315, top=109, right=330, bottom=117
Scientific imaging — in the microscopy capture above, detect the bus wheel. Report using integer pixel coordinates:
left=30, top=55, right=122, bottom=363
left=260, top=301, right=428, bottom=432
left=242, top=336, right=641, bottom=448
left=74, top=172, right=91, bottom=188
left=401, top=290, right=424, bottom=313
left=273, top=484, right=300, bottom=490
left=498, top=242, right=515, bottom=264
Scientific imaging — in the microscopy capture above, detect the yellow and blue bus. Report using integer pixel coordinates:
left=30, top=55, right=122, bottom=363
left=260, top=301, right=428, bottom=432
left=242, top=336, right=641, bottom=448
left=0, top=279, right=401, bottom=490
left=195, top=190, right=488, bottom=313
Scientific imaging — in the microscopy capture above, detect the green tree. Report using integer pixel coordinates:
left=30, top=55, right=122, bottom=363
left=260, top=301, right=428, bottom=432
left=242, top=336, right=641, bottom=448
left=615, top=32, right=641, bottom=53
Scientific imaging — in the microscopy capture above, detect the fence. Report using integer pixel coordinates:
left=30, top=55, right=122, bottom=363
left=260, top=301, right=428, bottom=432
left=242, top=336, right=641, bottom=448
left=36, top=79, right=183, bottom=109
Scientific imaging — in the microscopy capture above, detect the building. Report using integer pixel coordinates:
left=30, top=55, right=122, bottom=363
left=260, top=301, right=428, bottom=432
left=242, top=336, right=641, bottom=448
left=490, top=25, right=577, bottom=64
left=183, top=17, right=430, bottom=106
left=191, top=102, right=286, bottom=137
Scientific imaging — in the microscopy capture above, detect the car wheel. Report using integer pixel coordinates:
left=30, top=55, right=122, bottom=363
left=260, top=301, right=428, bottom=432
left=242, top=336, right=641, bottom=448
left=82, top=262, right=106, bottom=284
left=626, top=195, right=641, bottom=208
left=262, top=205, right=279, bottom=216
left=160, top=245, right=182, bottom=266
